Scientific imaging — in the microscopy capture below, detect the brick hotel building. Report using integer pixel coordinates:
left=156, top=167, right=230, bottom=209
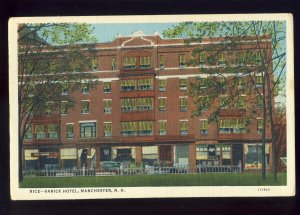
left=22, top=31, right=274, bottom=172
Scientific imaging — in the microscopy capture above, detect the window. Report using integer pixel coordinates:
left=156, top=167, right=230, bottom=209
left=121, top=98, right=136, bottom=112
left=221, top=145, right=231, bottom=160
left=159, top=97, right=166, bottom=112
left=35, top=125, right=46, bottom=139
left=137, top=79, right=153, bottom=90
left=219, top=52, right=226, bottom=65
left=199, top=78, right=207, bottom=89
left=257, top=94, right=263, bottom=108
left=45, top=102, right=53, bottom=115
left=91, top=58, right=98, bottom=71
left=138, top=121, right=153, bottom=136
left=66, top=124, right=74, bottom=138
left=179, top=79, right=187, bottom=90
left=60, top=101, right=68, bottom=114
left=124, top=57, right=136, bottom=69
left=103, top=82, right=111, bottom=93
left=121, top=80, right=136, bottom=91
left=138, top=98, right=153, bottom=111
left=80, top=122, right=96, bottom=138
left=159, top=80, right=166, bottom=91
left=237, top=52, right=245, bottom=65
left=200, top=120, right=208, bottom=135
left=257, top=118, right=263, bottom=135
left=112, top=57, right=116, bottom=70
left=25, top=124, right=33, bottom=139
left=82, top=83, right=89, bottom=94
left=121, top=121, right=137, bottom=136
left=199, top=52, right=206, bottom=65
left=199, top=96, right=210, bottom=111
left=179, top=54, right=186, bottom=68
left=220, top=95, right=228, bottom=108
left=103, top=100, right=112, bottom=113
left=159, top=121, right=167, bottom=135
left=256, top=75, right=263, bottom=87
left=61, top=84, right=68, bottom=95
left=180, top=121, right=188, bottom=135
left=180, top=97, right=188, bottom=112
left=237, top=95, right=246, bottom=109
left=255, top=52, right=262, bottom=65
left=219, top=118, right=245, bottom=134
left=159, top=55, right=164, bottom=68
left=238, top=78, right=245, bottom=89
left=218, top=77, right=227, bottom=90
left=48, top=124, right=59, bottom=139
left=104, top=122, right=112, bottom=137
left=140, top=56, right=151, bottom=69
left=81, top=101, right=90, bottom=114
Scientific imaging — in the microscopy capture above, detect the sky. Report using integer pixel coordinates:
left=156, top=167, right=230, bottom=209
left=91, top=23, right=177, bottom=43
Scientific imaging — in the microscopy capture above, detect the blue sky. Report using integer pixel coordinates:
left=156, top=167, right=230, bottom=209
left=91, top=23, right=177, bottom=42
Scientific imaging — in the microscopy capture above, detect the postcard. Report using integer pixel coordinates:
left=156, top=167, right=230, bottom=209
left=9, top=14, right=295, bottom=200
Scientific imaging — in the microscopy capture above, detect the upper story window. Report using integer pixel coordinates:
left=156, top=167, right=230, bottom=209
left=35, top=125, right=46, bottom=139
left=48, top=124, right=59, bottom=139
left=121, top=98, right=136, bottom=112
left=199, top=96, right=210, bottom=111
left=61, top=84, right=68, bottom=95
left=140, top=56, right=151, bottom=69
left=66, top=124, right=74, bottom=139
left=257, top=94, right=263, bottom=108
left=180, top=120, right=188, bottom=135
left=25, top=124, right=33, bottom=139
left=218, top=77, right=227, bottom=90
left=121, top=121, right=137, bottom=136
left=80, top=122, right=96, bottom=138
left=124, top=57, right=136, bottom=69
left=60, top=101, right=68, bottom=115
left=103, top=82, right=111, bottom=93
left=257, top=118, right=263, bottom=135
left=179, top=79, right=187, bottom=90
left=45, top=102, right=53, bottom=115
left=138, top=98, right=153, bottom=111
left=179, top=54, right=186, bottom=68
left=220, top=95, right=228, bottom=108
left=81, top=100, right=90, bottom=114
left=255, top=52, right=262, bottom=65
left=104, top=122, right=112, bottom=137
left=159, top=120, right=167, bottom=136
left=159, top=55, right=164, bottom=69
left=137, top=79, right=153, bottom=90
left=138, top=121, right=153, bottom=136
left=237, top=95, right=246, bottom=109
left=121, top=80, right=136, bottom=91
left=238, top=78, right=245, bottom=89
left=219, top=52, right=226, bottom=65
left=103, top=99, right=112, bottom=113
left=159, top=97, right=166, bottom=112
left=219, top=118, right=245, bottom=134
left=91, top=58, right=98, bottom=71
left=159, top=80, right=166, bottom=92
left=199, top=52, right=206, bottom=66
left=82, top=83, right=89, bottom=94
left=112, top=57, right=117, bottom=70
left=180, top=97, right=188, bottom=112
left=237, top=52, right=245, bottom=66
left=200, top=119, right=208, bottom=135
left=256, top=75, right=263, bottom=87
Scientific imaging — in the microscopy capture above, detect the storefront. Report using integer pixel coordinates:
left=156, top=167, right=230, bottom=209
left=60, top=148, right=77, bottom=170
left=244, top=143, right=270, bottom=170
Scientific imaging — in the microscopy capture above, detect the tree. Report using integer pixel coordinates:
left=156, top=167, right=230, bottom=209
left=18, top=23, right=98, bottom=181
left=163, top=21, right=286, bottom=180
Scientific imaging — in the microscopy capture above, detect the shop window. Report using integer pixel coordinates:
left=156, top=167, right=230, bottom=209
left=159, top=55, right=164, bottom=69
left=80, top=122, right=96, bottom=138
left=138, top=98, right=153, bottom=111
left=180, top=97, right=188, bottom=112
left=124, top=57, right=136, bottom=69
left=121, top=80, right=136, bottom=91
left=244, top=144, right=267, bottom=169
left=237, top=95, right=246, bottom=109
left=66, top=124, right=74, bottom=138
left=104, top=122, right=112, bottom=137
left=200, top=120, right=208, bottom=135
left=140, top=56, right=151, bottom=69
left=121, top=121, right=137, bottom=136
left=138, top=121, right=153, bottom=136
left=180, top=121, right=188, bottom=135
left=179, top=54, right=186, bottom=68
left=142, top=146, right=158, bottom=165
left=159, top=120, right=167, bottom=135
left=81, top=83, right=89, bottom=94
left=159, top=97, right=166, bottom=112
left=25, top=124, right=33, bottom=139
left=103, top=99, right=112, bottom=113
left=35, top=125, right=46, bottom=139
left=103, top=82, right=111, bottom=93
left=179, top=79, right=187, bottom=90
left=48, top=124, right=59, bottom=139
left=196, top=145, right=208, bottom=161
left=121, top=98, right=136, bottom=112
left=81, top=101, right=90, bottom=114
left=112, top=57, right=116, bottom=70
left=219, top=118, right=245, bottom=134
left=137, top=79, right=153, bottom=90
left=91, top=58, right=98, bottom=71
left=159, top=80, right=166, bottom=91
left=60, top=101, right=68, bottom=114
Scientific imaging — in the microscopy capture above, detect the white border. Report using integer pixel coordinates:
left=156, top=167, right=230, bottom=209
left=9, top=14, right=295, bottom=200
